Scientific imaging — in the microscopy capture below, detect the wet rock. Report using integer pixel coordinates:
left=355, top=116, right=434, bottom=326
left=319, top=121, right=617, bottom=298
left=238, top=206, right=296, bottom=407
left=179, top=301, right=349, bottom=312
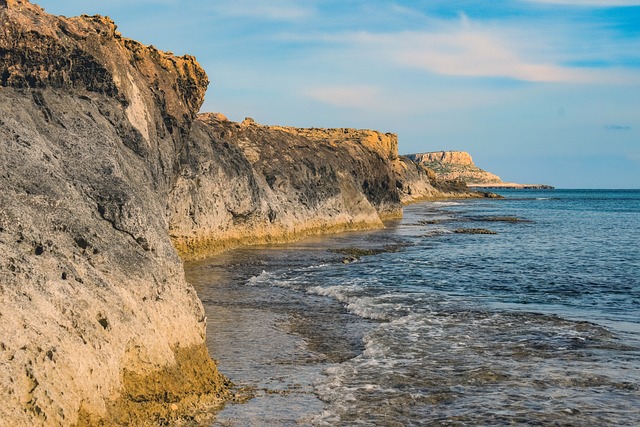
left=453, top=228, right=498, bottom=235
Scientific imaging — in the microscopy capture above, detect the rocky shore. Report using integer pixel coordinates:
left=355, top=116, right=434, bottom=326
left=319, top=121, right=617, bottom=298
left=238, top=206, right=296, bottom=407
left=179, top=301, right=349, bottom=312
left=0, top=1, right=490, bottom=425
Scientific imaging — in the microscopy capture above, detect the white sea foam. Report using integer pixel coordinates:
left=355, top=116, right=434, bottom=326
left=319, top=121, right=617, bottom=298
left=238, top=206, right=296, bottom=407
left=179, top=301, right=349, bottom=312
left=306, top=285, right=416, bottom=321
left=245, top=270, right=273, bottom=286
left=306, top=284, right=359, bottom=303
left=431, top=201, right=462, bottom=206
left=293, top=262, right=332, bottom=272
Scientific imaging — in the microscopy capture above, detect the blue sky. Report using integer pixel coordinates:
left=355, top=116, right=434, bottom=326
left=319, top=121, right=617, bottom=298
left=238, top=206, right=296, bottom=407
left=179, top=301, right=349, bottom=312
left=35, top=0, right=640, bottom=188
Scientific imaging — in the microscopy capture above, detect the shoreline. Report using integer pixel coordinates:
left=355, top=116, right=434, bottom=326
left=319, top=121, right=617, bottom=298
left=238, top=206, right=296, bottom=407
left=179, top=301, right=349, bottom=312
left=467, top=183, right=555, bottom=190
left=184, top=220, right=408, bottom=424
left=0, top=3, right=523, bottom=424
left=187, top=192, right=640, bottom=425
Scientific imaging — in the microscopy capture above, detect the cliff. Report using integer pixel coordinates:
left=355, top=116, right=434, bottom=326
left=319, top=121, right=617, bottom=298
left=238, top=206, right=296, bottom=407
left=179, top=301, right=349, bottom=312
left=407, top=151, right=503, bottom=185
left=392, top=156, right=491, bottom=204
left=408, top=151, right=553, bottom=189
left=170, top=115, right=404, bottom=259
left=0, top=1, right=227, bottom=425
left=0, top=2, right=485, bottom=426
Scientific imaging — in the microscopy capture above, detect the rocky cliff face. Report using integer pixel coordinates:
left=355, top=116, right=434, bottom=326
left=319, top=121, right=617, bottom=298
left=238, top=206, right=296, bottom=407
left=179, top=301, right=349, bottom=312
left=0, top=2, right=227, bottom=425
left=411, top=151, right=474, bottom=166
left=0, top=2, right=484, bottom=426
left=169, top=117, right=489, bottom=259
left=393, top=156, right=490, bottom=203
left=169, top=115, right=403, bottom=259
left=407, top=151, right=503, bottom=185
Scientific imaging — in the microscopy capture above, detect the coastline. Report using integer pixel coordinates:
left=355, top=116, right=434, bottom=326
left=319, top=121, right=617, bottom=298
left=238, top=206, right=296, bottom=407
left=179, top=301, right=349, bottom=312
left=189, top=191, right=640, bottom=425
left=0, top=2, right=506, bottom=425
left=467, top=183, right=555, bottom=190
left=184, top=222, right=406, bottom=425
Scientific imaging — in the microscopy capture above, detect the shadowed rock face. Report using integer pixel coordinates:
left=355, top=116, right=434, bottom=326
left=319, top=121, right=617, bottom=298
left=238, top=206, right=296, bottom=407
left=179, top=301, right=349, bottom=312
left=0, top=1, right=226, bottom=425
left=169, top=114, right=403, bottom=259
left=0, top=2, right=482, bottom=425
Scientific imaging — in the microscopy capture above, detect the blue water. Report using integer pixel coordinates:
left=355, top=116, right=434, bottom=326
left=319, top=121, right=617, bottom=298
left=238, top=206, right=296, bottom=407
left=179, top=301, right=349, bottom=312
left=188, top=189, right=640, bottom=426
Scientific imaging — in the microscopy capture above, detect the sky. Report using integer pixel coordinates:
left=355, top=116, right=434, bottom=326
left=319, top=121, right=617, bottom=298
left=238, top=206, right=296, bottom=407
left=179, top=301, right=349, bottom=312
left=34, top=1, right=640, bottom=188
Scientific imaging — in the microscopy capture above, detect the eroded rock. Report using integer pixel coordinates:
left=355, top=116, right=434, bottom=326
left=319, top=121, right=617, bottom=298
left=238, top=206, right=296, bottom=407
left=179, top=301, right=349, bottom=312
left=0, top=1, right=225, bottom=425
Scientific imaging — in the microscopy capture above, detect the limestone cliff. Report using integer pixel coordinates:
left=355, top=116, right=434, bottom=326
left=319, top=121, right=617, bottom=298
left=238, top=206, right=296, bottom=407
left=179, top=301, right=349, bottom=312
left=407, top=151, right=553, bottom=189
left=168, top=117, right=490, bottom=259
left=407, top=151, right=503, bottom=185
left=0, top=1, right=227, bottom=425
left=169, top=115, right=403, bottom=259
left=0, top=2, right=486, bottom=426
left=392, top=156, right=482, bottom=203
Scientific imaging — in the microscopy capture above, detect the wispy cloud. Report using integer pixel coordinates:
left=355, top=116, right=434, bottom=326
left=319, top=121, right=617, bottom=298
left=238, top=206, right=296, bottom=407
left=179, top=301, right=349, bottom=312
left=209, top=0, right=314, bottom=21
left=342, top=30, right=590, bottom=83
left=387, top=31, right=577, bottom=82
left=524, top=0, right=640, bottom=6
left=327, top=12, right=640, bottom=85
left=304, top=86, right=381, bottom=109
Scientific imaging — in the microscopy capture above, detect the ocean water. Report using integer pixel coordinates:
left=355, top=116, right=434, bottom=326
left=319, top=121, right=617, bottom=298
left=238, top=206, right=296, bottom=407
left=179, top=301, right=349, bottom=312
left=186, top=189, right=640, bottom=426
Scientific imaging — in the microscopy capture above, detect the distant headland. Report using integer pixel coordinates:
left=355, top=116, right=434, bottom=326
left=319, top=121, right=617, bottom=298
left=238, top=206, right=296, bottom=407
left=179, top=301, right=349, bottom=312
left=407, top=151, right=554, bottom=190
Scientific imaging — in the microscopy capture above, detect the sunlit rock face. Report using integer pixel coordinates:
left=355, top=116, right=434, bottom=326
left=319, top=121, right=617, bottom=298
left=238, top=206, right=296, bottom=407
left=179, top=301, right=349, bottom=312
left=0, top=2, right=485, bottom=425
left=0, top=1, right=226, bottom=425
left=407, top=151, right=503, bottom=185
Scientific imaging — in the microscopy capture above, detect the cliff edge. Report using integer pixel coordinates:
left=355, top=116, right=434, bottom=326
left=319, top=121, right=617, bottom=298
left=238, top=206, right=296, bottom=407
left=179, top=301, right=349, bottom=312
left=0, top=1, right=227, bottom=425
left=0, top=2, right=488, bottom=426
left=407, top=151, right=502, bottom=184
left=170, top=115, right=404, bottom=259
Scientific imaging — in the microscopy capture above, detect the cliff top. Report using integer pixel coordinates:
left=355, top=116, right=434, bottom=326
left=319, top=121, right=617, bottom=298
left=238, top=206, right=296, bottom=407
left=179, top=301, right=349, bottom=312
left=199, top=113, right=399, bottom=160
left=409, top=151, right=475, bottom=166
left=1, top=0, right=208, bottom=121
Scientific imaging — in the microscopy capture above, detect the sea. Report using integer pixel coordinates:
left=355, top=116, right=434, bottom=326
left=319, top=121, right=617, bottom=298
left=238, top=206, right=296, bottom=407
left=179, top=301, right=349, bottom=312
left=185, top=189, right=640, bottom=426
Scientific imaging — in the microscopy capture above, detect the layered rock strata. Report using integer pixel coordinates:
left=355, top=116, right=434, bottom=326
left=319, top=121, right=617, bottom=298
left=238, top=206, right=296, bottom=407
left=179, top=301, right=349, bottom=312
left=0, top=1, right=228, bottom=425
left=408, top=151, right=553, bottom=189
left=407, top=151, right=503, bottom=184
left=392, top=156, right=486, bottom=204
left=170, top=115, right=404, bottom=259
left=0, top=2, right=488, bottom=426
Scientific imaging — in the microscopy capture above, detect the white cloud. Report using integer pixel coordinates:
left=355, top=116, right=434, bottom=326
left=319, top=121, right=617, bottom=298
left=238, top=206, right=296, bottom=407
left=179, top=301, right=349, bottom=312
left=304, top=86, right=381, bottom=109
left=210, top=0, right=314, bottom=21
left=338, top=21, right=640, bottom=85
left=394, top=31, right=577, bottom=82
left=524, top=0, right=640, bottom=6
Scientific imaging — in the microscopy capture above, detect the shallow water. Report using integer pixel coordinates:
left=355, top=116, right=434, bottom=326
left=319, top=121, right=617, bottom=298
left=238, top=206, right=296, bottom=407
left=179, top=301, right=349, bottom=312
left=186, top=189, right=640, bottom=426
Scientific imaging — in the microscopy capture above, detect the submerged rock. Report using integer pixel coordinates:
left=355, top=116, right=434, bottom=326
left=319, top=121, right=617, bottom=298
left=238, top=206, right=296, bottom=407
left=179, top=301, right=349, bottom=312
left=453, top=228, right=498, bottom=235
